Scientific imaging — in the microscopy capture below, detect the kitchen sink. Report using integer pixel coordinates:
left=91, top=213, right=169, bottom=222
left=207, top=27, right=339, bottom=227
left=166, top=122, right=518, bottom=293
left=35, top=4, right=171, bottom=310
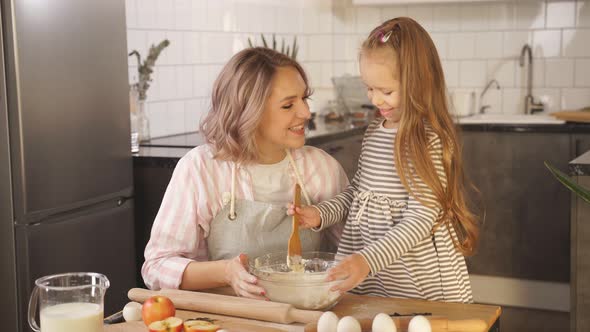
left=458, top=113, right=565, bottom=125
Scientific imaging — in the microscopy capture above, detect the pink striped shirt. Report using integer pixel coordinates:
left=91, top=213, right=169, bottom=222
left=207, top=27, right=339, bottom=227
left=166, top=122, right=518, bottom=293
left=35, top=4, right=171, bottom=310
left=142, top=144, right=349, bottom=290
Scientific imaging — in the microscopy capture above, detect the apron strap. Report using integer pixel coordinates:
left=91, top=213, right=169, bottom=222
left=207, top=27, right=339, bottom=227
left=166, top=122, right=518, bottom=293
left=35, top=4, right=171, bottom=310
left=229, top=164, right=237, bottom=220
left=286, top=149, right=311, bottom=205
left=228, top=149, right=310, bottom=220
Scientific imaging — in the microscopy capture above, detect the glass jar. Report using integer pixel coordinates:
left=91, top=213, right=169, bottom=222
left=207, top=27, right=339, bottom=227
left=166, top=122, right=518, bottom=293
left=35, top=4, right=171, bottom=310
left=129, top=86, right=140, bottom=153
left=137, top=99, right=150, bottom=142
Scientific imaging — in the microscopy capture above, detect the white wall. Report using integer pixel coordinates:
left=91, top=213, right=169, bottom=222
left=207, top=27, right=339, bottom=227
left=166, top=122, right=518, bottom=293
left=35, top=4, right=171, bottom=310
left=126, top=0, right=590, bottom=138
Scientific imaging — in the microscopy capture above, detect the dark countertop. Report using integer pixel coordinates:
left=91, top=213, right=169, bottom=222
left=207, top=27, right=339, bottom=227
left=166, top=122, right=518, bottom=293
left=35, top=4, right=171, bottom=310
left=134, top=113, right=590, bottom=166
left=570, top=150, right=590, bottom=176
left=134, top=115, right=371, bottom=167
left=461, top=122, right=590, bottom=133
left=140, top=115, right=370, bottom=149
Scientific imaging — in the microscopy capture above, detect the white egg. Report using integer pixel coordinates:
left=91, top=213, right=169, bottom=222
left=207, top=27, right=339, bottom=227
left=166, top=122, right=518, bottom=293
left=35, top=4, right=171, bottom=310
left=408, top=315, right=432, bottom=332
left=317, top=311, right=339, bottom=332
left=372, top=313, right=397, bottom=332
left=336, top=316, right=361, bottom=332
left=122, top=301, right=142, bottom=322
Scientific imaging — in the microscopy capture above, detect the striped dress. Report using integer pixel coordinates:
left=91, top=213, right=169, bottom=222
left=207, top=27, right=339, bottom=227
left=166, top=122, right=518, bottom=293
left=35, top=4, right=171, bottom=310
left=316, top=119, right=473, bottom=303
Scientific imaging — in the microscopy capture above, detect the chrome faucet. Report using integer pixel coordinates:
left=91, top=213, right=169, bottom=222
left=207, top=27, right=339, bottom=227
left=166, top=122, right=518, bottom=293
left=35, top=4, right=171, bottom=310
left=519, top=44, right=544, bottom=114
left=479, top=79, right=501, bottom=114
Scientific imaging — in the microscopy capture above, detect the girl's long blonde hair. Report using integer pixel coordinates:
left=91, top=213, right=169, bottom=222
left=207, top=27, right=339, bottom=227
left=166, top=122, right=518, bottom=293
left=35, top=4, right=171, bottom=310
left=200, top=47, right=310, bottom=164
left=362, top=17, right=479, bottom=256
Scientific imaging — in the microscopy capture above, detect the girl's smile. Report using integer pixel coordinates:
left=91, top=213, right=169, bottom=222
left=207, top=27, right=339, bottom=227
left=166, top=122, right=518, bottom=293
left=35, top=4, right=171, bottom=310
left=379, top=108, right=395, bottom=117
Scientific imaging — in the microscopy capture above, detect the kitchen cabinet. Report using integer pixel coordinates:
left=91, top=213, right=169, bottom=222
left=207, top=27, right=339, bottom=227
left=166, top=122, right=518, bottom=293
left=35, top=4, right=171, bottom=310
left=572, top=134, right=590, bottom=160
left=133, top=156, right=180, bottom=288
left=314, top=134, right=363, bottom=181
left=462, top=131, right=571, bottom=283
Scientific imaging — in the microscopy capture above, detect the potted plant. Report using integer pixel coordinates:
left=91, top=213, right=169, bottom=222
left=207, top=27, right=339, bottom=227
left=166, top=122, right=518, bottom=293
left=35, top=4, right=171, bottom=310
left=545, top=161, right=590, bottom=204
left=247, top=34, right=298, bottom=59
left=128, top=39, right=170, bottom=143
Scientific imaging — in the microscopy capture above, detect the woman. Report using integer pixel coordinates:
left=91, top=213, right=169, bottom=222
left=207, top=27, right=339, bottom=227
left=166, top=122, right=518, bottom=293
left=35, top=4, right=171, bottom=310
left=142, top=47, right=348, bottom=299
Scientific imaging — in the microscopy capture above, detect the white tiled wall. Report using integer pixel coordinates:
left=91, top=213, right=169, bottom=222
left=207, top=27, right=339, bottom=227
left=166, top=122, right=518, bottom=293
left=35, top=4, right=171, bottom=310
left=127, top=0, right=590, bottom=138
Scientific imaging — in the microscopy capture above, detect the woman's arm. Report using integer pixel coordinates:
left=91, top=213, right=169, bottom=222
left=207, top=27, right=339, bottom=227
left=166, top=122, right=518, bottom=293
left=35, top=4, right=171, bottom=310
left=180, top=260, right=229, bottom=290
left=180, top=254, right=265, bottom=299
left=141, top=155, right=207, bottom=290
left=142, top=150, right=266, bottom=298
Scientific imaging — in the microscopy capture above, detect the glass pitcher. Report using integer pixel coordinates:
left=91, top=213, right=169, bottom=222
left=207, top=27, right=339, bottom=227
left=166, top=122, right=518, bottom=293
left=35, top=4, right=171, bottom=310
left=28, top=272, right=110, bottom=332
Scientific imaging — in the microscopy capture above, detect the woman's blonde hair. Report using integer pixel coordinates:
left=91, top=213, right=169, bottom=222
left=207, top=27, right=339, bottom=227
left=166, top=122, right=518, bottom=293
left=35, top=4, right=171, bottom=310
left=200, top=47, right=310, bottom=163
left=362, top=17, right=479, bottom=256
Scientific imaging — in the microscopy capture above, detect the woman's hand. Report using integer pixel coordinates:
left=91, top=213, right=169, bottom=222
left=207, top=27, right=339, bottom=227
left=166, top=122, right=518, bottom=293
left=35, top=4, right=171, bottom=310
left=224, top=254, right=267, bottom=300
left=326, top=253, right=370, bottom=293
left=286, top=204, right=321, bottom=229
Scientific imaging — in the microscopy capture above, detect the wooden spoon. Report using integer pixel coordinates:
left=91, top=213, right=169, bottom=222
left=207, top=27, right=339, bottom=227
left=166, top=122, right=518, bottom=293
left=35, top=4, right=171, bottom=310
left=287, top=184, right=303, bottom=270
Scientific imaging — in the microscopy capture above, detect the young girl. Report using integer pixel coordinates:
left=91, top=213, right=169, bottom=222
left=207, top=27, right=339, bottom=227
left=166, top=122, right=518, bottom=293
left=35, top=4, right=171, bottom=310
left=142, top=48, right=348, bottom=299
left=291, top=17, right=478, bottom=303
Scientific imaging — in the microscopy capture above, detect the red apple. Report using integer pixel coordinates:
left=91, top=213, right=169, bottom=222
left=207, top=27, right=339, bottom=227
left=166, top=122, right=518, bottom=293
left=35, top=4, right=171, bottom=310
left=148, top=316, right=183, bottom=332
left=184, top=319, right=221, bottom=332
left=142, top=295, right=176, bottom=326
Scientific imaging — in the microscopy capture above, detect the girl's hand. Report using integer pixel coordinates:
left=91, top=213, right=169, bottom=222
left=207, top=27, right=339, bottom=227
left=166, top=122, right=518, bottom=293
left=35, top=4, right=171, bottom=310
left=286, top=204, right=321, bottom=229
left=224, top=254, right=267, bottom=300
left=326, top=254, right=370, bottom=293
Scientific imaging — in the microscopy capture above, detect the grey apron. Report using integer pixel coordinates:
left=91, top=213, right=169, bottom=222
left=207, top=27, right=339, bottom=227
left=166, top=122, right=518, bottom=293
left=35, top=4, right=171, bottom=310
left=207, top=152, right=321, bottom=261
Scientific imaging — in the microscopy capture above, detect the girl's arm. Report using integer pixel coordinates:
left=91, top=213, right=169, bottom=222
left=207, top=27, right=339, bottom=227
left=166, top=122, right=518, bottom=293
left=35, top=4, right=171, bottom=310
left=314, top=147, right=364, bottom=230
left=358, top=135, right=445, bottom=275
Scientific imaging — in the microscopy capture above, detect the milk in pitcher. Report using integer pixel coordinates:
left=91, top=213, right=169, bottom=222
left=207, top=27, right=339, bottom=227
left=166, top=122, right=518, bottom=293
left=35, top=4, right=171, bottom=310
left=40, top=302, right=103, bottom=332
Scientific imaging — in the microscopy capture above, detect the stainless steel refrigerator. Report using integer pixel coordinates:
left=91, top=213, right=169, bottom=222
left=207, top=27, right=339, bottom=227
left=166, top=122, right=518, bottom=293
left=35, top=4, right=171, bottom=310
left=0, top=1, right=136, bottom=331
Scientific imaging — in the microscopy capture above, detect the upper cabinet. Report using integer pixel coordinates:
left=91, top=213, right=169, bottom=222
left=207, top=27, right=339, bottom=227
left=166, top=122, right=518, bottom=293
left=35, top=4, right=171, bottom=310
left=353, top=0, right=499, bottom=4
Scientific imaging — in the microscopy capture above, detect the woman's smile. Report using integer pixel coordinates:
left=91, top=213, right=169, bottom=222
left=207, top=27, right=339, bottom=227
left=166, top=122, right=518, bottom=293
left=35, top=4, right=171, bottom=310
left=288, top=123, right=306, bottom=136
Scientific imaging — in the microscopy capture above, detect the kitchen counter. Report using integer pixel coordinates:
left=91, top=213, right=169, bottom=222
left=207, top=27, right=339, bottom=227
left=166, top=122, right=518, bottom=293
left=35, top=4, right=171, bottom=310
left=135, top=115, right=590, bottom=163
left=460, top=121, right=590, bottom=133
left=105, top=289, right=502, bottom=332
left=139, top=115, right=369, bottom=149
left=570, top=149, right=590, bottom=176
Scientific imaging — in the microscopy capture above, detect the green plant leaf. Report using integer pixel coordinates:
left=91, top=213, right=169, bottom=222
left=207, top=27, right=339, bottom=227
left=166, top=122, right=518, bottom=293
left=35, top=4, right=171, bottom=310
left=272, top=34, right=276, bottom=50
left=261, top=34, right=268, bottom=48
left=545, top=161, right=590, bottom=204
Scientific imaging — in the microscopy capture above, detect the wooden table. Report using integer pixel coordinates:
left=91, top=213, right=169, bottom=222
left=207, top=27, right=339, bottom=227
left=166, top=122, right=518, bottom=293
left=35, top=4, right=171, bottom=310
left=104, top=289, right=501, bottom=332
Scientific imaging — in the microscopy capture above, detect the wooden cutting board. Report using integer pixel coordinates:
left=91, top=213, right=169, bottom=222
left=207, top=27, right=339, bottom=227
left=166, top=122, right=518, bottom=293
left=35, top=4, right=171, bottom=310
left=105, top=309, right=300, bottom=332
left=106, top=288, right=500, bottom=332
left=304, top=315, right=486, bottom=332
left=551, top=110, right=590, bottom=123
left=302, top=293, right=497, bottom=332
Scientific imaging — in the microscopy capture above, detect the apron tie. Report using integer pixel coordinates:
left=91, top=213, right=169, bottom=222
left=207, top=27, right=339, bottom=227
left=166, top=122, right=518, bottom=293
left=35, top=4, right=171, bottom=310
left=354, top=191, right=407, bottom=225
left=355, top=191, right=373, bottom=224
left=228, top=164, right=237, bottom=220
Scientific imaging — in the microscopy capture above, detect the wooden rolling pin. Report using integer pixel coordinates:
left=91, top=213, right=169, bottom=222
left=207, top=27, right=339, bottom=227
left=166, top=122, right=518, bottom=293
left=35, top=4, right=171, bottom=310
left=128, top=288, right=323, bottom=324
left=304, top=316, right=488, bottom=332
